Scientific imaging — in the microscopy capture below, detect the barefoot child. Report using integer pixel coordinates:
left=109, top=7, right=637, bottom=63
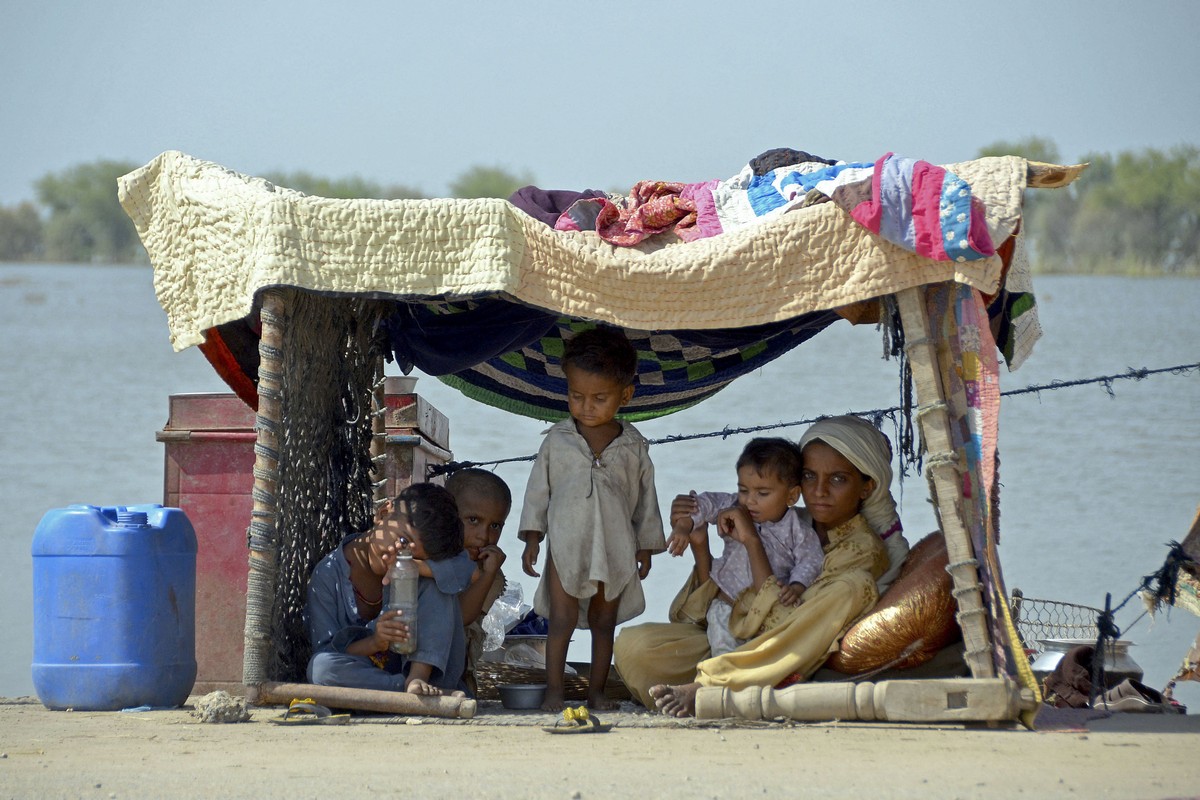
left=445, top=468, right=512, bottom=695
left=306, top=482, right=476, bottom=696
left=667, top=437, right=823, bottom=656
left=519, top=327, right=665, bottom=710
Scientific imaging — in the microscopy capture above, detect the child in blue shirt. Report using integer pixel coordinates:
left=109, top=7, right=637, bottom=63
left=306, top=482, right=476, bottom=695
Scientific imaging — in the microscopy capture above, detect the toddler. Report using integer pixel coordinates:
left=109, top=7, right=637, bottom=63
left=668, top=437, right=823, bottom=656
left=520, top=326, right=665, bottom=710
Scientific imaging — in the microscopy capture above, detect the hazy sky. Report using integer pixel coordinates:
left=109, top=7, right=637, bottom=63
left=2, top=0, right=1198, bottom=206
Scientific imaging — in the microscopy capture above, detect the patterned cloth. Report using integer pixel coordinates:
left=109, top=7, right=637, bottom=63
left=555, top=152, right=996, bottom=265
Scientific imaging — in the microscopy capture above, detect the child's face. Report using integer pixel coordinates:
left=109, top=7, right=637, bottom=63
left=375, top=503, right=429, bottom=560
left=799, top=441, right=875, bottom=530
left=457, top=492, right=509, bottom=560
left=736, top=465, right=802, bottom=525
left=564, top=366, right=633, bottom=430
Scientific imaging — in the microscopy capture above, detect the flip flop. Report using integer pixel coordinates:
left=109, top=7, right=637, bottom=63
left=1096, top=679, right=1178, bottom=714
left=270, top=698, right=351, bottom=725
left=542, top=706, right=612, bottom=734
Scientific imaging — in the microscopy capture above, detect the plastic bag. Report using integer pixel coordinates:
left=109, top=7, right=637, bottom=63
left=482, top=582, right=527, bottom=652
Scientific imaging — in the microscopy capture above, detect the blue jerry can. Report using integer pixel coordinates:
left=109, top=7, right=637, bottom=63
left=31, top=504, right=198, bottom=710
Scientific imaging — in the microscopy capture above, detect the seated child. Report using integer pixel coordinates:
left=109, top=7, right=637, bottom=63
left=306, top=482, right=476, bottom=696
left=445, top=468, right=512, bottom=695
left=667, top=437, right=823, bottom=657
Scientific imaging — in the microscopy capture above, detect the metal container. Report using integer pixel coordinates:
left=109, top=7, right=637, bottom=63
left=1030, top=638, right=1143, bottom=688
left=498, top=683, right=547, bottom=709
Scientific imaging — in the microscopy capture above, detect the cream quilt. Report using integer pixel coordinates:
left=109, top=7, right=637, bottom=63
left=118, top=151, right=1030, bottom=352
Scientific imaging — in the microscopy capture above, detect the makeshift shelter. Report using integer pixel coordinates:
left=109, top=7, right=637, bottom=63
left=119, top=149, right=1084, bottom=724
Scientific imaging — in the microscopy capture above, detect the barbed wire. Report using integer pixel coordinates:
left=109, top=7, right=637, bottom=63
left=427, top=360, right=1200, bottom=478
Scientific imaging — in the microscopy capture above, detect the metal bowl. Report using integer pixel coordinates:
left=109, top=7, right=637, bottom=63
left=498, top=683, right=546, bottom=710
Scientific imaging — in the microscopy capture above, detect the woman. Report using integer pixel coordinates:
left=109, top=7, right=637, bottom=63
left=613, top=415, right=908, bottom=716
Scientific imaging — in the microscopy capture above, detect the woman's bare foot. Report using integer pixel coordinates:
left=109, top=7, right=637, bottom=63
left=587, top=690, right=618, bottom=711
left=406, top=678, right=442, bottom=696
left=649, top=683, right=700, bottom=717
left=541, top=688, right=565, bottom=712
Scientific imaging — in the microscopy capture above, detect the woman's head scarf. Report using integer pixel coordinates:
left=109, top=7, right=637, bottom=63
left=797, top=415, right=901, bottom=538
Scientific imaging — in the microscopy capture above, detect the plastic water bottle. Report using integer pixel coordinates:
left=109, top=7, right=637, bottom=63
left=386, top=548, right=419, bottom=655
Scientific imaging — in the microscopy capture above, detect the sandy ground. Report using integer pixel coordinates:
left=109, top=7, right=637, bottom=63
left=2, top=695, right=1199, bottom=800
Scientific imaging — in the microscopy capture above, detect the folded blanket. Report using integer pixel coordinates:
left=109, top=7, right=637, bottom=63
left=555, top=152, right=996, bottom=264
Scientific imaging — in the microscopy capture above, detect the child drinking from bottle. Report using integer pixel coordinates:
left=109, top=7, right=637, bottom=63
left=306, top=482, right=476, bottom=695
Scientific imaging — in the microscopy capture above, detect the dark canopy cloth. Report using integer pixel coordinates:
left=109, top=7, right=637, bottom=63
left=119, top=149, right=1045, bottom=420
left=203, top=295, right=840, bottom=419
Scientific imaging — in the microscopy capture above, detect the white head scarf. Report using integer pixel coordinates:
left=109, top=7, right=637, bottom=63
left=797, top=415, right=900, bottom=538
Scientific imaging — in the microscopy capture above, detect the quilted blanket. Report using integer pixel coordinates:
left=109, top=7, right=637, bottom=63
left=118, top=151, right=1028, bottom=353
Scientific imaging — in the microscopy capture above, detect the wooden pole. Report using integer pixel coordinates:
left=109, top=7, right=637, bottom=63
left=254, top=681, right=477, bottom=719
left=243, top=289, right=286, bottom=687
left=695, top=678, right=1035, bottom=723
left=895, top=286, right=995, bottom=679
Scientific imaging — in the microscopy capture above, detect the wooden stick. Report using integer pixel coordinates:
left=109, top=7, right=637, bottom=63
left=895, top=286, right=995, bottom=679
left=251, top=681, right=477, bottom=719
left=695, top=678, right=1035, bottom=723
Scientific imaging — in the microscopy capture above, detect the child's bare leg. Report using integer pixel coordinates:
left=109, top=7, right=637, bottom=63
left=585, top=583, right=620, bottom=711
left=542, top=555, right=577, bottom=712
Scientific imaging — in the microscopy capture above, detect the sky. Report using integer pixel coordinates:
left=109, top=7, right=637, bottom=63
left=2, top=0, right=1199, bottom=207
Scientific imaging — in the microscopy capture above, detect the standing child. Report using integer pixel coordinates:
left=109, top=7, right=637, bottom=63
left=519, top=326, right=665, bottom=710
left=667, top=437, right=824, bottom=656
left=445, top=468, right=512, bottom=696
left=306, top=482, right=476, bottom=696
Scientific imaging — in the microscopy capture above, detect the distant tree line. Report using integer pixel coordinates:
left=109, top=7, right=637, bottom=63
left=0, top=161, right=533, bottom=264
left=978, top=137, right=1199, bottom=275
left=1, top=144, right=1196, bottom=275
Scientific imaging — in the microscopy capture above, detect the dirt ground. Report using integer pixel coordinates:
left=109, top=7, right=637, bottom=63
left=2, top=695, right=1199, bottom=800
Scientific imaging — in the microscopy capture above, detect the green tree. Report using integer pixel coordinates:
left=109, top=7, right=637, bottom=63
left=977, top=136, right=1060, bottom=164
left=1067, top=146, right=1200, bottom=274
left=0, top=202, right=44, bottom=261
left=448, top=165, right=534, bottom=199
left=261, top=171, right=427, bottom=200
left=36, top=160, right=143, bottom=263
left=977, top=137, right=1074, bottom=267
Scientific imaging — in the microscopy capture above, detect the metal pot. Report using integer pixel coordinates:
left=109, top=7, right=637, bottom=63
left=1030, top=638, right=1143, bottom=688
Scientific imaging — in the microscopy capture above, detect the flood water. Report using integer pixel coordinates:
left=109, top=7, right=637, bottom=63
left=2, top=264, right=1197, bottom=708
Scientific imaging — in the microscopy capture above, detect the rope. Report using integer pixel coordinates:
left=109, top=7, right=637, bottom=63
left=427, top=360, right=1200, bottom=478
left=1085, top=542, right=1197, bottom=703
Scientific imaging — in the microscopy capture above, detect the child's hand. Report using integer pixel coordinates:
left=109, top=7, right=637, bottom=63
left=373, top=609, right=411, bottom=650
left=669, top=492, right=698, bottom=528
left=717, top=506, right=758, bottom=546
left=666, top=516, right=692, bottom=557
left=779, top=582, right=807, bottom=607
left=636, top=548, right=653, bottom=579
left=521, top=533, right=543, bottom=578
left=476, top=544, right=506, bottom=576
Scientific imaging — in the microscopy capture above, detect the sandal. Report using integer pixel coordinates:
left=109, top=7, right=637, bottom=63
left=1097, top=679, right=1179, bottom=714
left=270, top=698, right=351, bottom=725
left=542, top=706, right=612, bottom=734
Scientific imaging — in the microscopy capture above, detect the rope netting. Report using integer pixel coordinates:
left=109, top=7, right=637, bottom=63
left=245, top=289, right=389, bottom=684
